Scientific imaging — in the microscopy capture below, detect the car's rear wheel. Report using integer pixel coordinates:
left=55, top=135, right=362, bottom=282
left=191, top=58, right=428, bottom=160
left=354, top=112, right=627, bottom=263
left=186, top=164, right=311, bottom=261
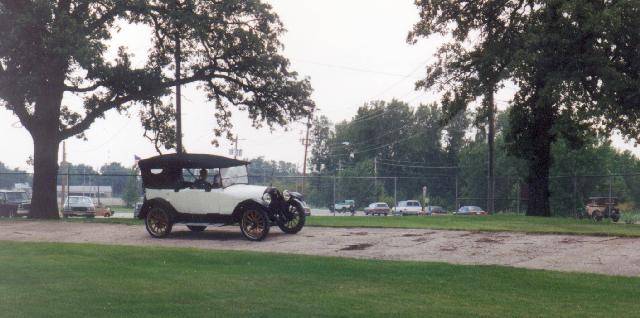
left=340, top=207, right=347, bottom=213
left=145, top=206, right=173, bottom=238
left=611, top=211, right=621, bottom=223
left=592, top=210, right=603, bottom=222
left=278, top=203, right=306, bottom=234
left=187, top=225, right=207, bottom=232
left=240, top=209, right=270, bottom=241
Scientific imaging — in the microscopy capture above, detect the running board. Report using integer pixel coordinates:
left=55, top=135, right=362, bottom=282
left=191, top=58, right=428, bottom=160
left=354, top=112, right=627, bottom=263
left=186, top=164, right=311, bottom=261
left=178, top=222, right=228, bottom=227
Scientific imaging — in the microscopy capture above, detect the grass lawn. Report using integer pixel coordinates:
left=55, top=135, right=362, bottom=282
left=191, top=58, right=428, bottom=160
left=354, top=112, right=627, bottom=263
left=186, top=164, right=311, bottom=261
left=306, top=214, right=640, bottom=237
left=0, top=241, right=638, bottom=317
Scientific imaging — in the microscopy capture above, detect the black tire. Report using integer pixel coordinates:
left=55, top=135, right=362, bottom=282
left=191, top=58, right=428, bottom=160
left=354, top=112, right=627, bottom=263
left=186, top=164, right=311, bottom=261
left=611, top=211, right=621, bottom=223
left=340, top=207, right=347, bottom=213
left=278, top=202, right=306, bottom=234
left=187, top=225, right=207, bottom=232
left=592, top=210, right=603, bottom=222
left=240, top=208, right=270, bottom=241
left=145, top=205, right=173, bottom=238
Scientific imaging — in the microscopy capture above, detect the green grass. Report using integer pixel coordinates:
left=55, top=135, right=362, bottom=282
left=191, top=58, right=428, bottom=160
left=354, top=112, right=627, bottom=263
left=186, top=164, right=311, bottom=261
left=0, top=241, right=638, bottom=317
left=306, top=214, right=640, bottom=237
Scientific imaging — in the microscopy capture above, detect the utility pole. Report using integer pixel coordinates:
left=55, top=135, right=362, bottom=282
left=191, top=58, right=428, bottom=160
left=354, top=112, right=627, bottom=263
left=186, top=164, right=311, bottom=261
left=230, top=135, right=245, bottom=159
left=174, top=0, right=183, bottom=154
left=374, top=156, right=377, bottom=188
left=487, top=90, right=496, bottom=214
left=59, top=141, right=68, bottom=214
left=300, top=112, right=313, bottom=195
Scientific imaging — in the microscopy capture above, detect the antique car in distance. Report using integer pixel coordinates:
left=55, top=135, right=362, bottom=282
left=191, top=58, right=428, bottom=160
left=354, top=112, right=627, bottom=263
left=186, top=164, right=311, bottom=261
left=137, top=153, right=306, bottom=241
left=582, top=197, right=621, bottom=222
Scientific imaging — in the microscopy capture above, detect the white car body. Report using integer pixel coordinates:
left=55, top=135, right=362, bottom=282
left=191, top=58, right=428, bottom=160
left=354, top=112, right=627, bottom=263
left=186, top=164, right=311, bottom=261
left=392, top=200, right=423, bottom=215
left=146, top=184, right=268, bottom=215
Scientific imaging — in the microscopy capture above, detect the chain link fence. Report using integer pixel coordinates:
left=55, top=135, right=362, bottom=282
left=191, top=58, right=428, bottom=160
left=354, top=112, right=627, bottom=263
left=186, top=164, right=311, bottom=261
left=2, top=171, right=640, bottom=216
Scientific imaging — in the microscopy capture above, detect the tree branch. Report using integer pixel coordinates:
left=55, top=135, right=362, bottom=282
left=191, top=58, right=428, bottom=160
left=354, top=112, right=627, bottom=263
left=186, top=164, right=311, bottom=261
left=63, top=83, right=102, bottom=93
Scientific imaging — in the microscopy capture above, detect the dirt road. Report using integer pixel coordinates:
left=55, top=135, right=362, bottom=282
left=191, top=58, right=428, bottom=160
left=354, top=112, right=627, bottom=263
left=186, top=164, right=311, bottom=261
left=1, top=220, right=639, bottom=277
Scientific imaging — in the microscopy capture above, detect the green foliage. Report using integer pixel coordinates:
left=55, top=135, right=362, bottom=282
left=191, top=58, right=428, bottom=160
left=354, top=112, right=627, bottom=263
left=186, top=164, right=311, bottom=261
left=0, top=162, right=30, bottom=190
left=408, top=0, right=640, bottom=216
left=0, top=0, right=315, bottom=217
left=121, top=174, right=140, bottom=208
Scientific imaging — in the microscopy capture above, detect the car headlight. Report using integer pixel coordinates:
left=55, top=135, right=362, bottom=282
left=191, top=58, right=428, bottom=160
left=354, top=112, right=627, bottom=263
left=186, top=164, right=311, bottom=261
left=262, top=192, right=272, bottom=204
left=283, top=190, right=291, bottom=201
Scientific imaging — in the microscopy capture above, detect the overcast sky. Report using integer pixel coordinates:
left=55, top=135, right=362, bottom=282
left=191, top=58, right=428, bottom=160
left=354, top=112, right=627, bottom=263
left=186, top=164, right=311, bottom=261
left=1, top=0, right=637, bottom=172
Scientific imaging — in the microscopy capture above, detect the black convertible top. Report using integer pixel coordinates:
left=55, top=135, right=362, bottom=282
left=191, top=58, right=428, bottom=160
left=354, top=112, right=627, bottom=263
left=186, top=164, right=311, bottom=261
left=138, top=153, right=248, bottom=170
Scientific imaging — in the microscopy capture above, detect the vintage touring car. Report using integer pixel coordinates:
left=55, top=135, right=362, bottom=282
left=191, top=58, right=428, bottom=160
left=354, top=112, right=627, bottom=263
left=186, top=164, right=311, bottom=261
left=137, top=153, right=306, bottom=241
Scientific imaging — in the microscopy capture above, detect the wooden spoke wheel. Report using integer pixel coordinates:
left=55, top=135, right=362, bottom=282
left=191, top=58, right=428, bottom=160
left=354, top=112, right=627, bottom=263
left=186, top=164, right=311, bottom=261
left=278, top=203, right=306, bottom=234
left=240, top=209, right=270, bottom=241
left=145, top=206, right=173, bottom=238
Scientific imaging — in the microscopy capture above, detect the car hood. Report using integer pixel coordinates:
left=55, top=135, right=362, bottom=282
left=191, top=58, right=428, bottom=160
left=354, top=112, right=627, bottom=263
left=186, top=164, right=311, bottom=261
left=223, top=184, right=268, bottom=202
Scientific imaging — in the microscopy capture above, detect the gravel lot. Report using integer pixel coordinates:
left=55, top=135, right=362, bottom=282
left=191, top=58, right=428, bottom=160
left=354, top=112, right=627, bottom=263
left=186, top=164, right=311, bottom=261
left=1, top=220, right=639, bottom=277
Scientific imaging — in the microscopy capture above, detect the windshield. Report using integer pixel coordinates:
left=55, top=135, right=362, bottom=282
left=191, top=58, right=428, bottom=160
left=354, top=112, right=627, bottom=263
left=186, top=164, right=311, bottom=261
left=66, top=197, right=93, bottom=205
left=5, top=192, right=27, bottom=202
left=220, top=165, right=248, bottom=187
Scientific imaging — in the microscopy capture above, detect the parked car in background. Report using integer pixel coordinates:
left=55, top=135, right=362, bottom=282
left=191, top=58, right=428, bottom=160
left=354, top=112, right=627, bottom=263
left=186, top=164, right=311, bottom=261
left=364, top=202, right=390, bottom=216
left=455, top=206, right=487, bottom=215
left=94, top=202, right=112, bottom=217
left=63, top=196, right=96, bottom=218
left=0, top=190, right=30, bottom=217
left=425, top=205, right=446, bottom=215
left=331, top=200, right=356, bottom=213
left=392, top=200, right=422, bottom=216
left=582, top=197, right=621, bottom=222
left=133, top=201, right=143, bottom=218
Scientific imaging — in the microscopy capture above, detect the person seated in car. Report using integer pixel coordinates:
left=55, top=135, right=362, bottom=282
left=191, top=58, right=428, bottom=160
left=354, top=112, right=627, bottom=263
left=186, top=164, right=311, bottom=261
left=192, top=168, right=211, bottom=189
left=212, top=173, right=222, bottom=188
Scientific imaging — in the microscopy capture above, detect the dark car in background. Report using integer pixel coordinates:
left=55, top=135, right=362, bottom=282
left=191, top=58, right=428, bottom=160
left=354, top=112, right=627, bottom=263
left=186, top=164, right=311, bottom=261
left=0, top=190, right=31, bottom=217
left=426, top=205, right=446, bottom=215
left=455, top=206, right=487, bottom=215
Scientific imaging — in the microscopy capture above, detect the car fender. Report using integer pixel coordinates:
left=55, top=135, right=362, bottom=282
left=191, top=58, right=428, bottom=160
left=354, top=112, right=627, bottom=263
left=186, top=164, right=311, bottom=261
left=231, top=199, right=270, bottom=222
left=138, top=198, right=177, bottom=220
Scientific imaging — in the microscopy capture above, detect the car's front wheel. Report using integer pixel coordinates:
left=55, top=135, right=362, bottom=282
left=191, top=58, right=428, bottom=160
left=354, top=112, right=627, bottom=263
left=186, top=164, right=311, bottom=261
left=187, top=225, right=207, bottom=232
left=145, top=206, right=173, bottom=238
left=240, top=208, right=270, bottom=241
left=278, top=202, right=306, bottom=234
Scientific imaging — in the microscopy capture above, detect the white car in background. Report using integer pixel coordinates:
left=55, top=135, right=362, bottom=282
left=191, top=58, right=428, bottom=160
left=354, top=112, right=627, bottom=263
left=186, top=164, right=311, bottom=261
left=392, top=200, right=423, bottom=216
left=63, top=196, right=96, bottom=218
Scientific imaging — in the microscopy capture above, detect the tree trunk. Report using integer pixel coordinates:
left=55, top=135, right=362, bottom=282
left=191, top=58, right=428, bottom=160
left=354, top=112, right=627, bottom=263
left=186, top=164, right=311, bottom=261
left=526, top=147, right=551, bottom=217
left=526, top=85, right=554, bottom=217
left=29, top=129, right=61, bottom=219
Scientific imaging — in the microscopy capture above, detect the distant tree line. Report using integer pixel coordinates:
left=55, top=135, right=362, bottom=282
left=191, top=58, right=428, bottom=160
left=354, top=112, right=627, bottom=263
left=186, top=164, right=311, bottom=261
left=307, top=99, right=640, bottom=214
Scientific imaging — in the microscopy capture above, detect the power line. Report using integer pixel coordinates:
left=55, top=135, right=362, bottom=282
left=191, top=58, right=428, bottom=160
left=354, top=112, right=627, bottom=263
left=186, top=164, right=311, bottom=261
left=332, top=57, right=434, bottom=126
left=294, top=59, right=417, bottom=78
left=377, top=162, right=460, bottom=169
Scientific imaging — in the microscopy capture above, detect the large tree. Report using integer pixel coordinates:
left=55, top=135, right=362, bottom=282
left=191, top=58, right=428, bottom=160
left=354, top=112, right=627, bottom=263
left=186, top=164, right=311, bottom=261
left=0, top=0, right=314, bottom=218
left=409, top=0, right=640, bottom=216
